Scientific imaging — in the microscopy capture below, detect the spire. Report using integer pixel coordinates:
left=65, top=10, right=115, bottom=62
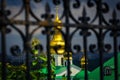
left=54, top=6, right=62, bottom=29
left=55, top=6, right=59, bottom=21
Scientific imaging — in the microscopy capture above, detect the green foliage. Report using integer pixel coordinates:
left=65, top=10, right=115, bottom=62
left=0, top=39, right=56, bottom=79
left=30, top=52, right=55, bottom=80
left=0, top=52, right=56, bottom=80
left=0, top=63, right=26, bottom=80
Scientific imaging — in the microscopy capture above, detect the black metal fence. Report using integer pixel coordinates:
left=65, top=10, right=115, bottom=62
left=0, top=0, right=120, bottom=80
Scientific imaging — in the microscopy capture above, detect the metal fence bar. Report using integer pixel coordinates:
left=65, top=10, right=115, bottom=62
left=24, top=0, right=31, bottom=80
left=98, top=0, right=104, bottom=80
left=1, top=20, right=7, bottom=80
left=0, top=0, right=7, bottom=80
left=83, top=32, right=88, bottom=80
left=113, top=29, right=118, bottom=80
left=63, top=0, right=71, bottom=80
left=46, top=27, right=52, bottom=80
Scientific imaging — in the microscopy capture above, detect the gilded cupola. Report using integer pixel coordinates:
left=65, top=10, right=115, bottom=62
left=50, top=7, right=65, bottom=55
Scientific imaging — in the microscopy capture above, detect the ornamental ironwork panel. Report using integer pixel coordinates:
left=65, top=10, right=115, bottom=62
left=0, top=0, right=120, bottom=80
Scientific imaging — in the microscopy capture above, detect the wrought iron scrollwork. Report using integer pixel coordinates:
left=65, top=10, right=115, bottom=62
left=52, top=0, right=61, bottom=5
left=87, top=0, right=110, bottom=24
left=10, top=45, right=22, bottom=56
left=73, top=45, right=81, bottom=53
left=70, top=28, right=81, bottom=54
left=89, top=44, right=97, bottom=53
left=101, top=2, right=109, bottom=13
left=104, top=44, right=112, bottom=53
left=0, top=0, right=120, bottom=80
left=87, top=0, right=95, bottom=8
left=73, top=0, right=81, bottom=9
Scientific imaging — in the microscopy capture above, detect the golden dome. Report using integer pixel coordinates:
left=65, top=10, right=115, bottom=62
left=64, top=52, right=72, bottom=60
left=50, top=7, right=65, bottom=55
left=81, top=55, right=88, bottom=69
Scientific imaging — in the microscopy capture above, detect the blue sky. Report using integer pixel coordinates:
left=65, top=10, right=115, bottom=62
left=0, top=0, right=120, bottom=58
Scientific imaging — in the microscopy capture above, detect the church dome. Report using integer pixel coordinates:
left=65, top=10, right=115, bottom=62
left=50, top=7, right=65, bottom=55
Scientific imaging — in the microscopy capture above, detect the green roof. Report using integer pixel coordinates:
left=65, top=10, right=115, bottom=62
left=55, top=76, right=74, bottom=79
left=40, top=66, right=66, bottom=74
left=89, top=52, right=120, bottom=80
left=41, top=65, right=81, bottom=75
left=73, top=52, right=120, bottom=80
left=55, top=66, right=66, bottom=74
left=73, top=69, right=90, bottom=80
left=71, top=65, right=81, bottom=70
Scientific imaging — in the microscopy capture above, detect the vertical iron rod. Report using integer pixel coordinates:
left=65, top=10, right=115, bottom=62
left=97, top=0, right=104, bottom=80
left=44, top=3, right=52, bottom=80
left=113, top=30, right=118, bottom=80
left=83, top=34, right=88, bottom=80
left=24, top=0, right=31, bottom=80
left=1, top=0, right=7, bottom=80
left=63, top=0, right=70, bottom=80
left=46, top=27, right=51, bottom=80
left=1, top=22, right=7, bottom=80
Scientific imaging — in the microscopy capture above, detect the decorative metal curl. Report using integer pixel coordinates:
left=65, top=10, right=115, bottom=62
left=87, top=0, right=110, bottom=24
left=52, top=0, right=61, bottom=5
left=101, top=2, right=109, bottom=13
left=10, top=45, right=22, bottom=56
left=72, top=45, right=81, bottom=54
left=73, top=0, right=81, bottom=9
left=0, top=9, right=11, bottom=34
left=89, top=44, right=97, bottom=53
left=87, top=0, right=95, bottom=8
left=87, top=0, right=97, bottom=23
left=104, top=44, right=112, bottom=53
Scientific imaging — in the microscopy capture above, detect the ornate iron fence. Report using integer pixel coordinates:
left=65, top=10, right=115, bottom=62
left=0, top=0, right=120, bottom=80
